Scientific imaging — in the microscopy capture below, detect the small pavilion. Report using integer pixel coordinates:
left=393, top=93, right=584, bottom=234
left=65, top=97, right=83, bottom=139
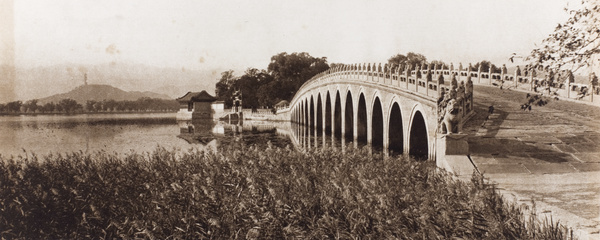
left=175, top=90, right=217, bottom=120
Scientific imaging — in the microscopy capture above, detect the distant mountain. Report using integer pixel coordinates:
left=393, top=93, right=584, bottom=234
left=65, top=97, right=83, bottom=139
left=38, top=84, right=171, bottom=105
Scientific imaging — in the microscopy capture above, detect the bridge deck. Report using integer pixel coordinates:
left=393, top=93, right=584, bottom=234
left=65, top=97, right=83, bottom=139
left=463, top=85, right=600, bottom=236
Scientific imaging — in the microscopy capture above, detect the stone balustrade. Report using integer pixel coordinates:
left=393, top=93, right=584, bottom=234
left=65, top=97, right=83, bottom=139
left=300, top=62, right=600, bottom=106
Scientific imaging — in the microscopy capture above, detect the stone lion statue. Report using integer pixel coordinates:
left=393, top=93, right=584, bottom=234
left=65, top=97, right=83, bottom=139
left=439, top=99, right=462, bottom=134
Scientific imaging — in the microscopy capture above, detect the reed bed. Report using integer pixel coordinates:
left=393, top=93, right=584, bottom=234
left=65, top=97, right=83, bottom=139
left=0, top=143, right=571, bottom=239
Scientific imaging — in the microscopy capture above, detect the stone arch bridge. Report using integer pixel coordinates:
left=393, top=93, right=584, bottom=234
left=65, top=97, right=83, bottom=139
left=278, top=63, right=476, bottom=161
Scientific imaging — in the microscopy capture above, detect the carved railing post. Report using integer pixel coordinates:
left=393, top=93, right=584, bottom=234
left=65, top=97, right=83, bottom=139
left=378, top=63, right=383, bottom=82
left=370, top=63, right=377, bottom=81
left=415, top=65, right=421, bottom=92
left=500, top=64, right=507, bottom=85
left=468, top=63, right=472, bottom=77
left=477, top=65, right=482, bottom=84
left=514, top=66, right=521, bottom=88
left=426, top=70, right=432, bottom=96
left=394, top=64, right=400, bottom=86
left=362, top=63, right=366, bottom=80
left=530, top=70, right=534, bottom=91
left=488, top=65, right=492, bottom=85
left=466, top=76, right=473, bottom=112
left=369, top=63, right=375, bottom=81
left=386, top=63, right=391, bottom=84
left=590, top=72, right=598, bottom=102
left=365, top=63, right=369, bottom=80
left=405, top=64, right=410, bottom=89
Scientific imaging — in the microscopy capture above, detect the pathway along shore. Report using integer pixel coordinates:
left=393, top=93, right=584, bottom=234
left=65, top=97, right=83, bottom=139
left=462, top=85, right=600, bottom=239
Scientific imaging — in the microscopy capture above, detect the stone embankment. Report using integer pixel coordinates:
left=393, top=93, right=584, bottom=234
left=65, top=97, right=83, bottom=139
left=462, top=85, right=600, bottom=239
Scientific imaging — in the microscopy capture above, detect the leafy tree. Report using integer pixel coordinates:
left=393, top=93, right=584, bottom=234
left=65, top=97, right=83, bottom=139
left=257, top=83, right=276, bottom=107
left=388, top=54, right=407, bottom=67
left=429, top=60, right=447, bottom=70
left=215, top=70, right=237, bottom=107
left=267, top=52, right=329, bottom=101
left=387, top=52, right=428, bottom=69
left=529, top=0, right=599, bottom=73
left=41, top=102, right=55, bottom=113
left=214, top=52, right=329, bottom=108
left=237, top=68, right=274, bottom=108
left=473, top=60, right=498, bottom=73
left=55, top=103, right=63, bottom=112
left=329, top=63, right=345, bottom=69
left=58, top=98, right=82, bottom=113
left=86, top=100, right=99, bottom=112
left=520, top=0, right=599, bottom=109
left=104, top=100, right=117, bottom=112
left=24, top=99, right=38, bottom=113
left=6, top=101, right=22, bottom=113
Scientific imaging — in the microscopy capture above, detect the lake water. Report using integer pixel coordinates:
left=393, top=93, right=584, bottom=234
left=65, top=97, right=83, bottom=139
left=0, top=113, right=302, bottom=159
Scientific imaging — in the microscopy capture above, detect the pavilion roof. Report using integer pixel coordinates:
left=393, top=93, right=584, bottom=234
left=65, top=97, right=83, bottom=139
left=176, top=90, right=217, bottom=103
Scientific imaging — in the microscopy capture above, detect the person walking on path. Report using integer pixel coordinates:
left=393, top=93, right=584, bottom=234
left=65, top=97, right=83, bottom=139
left=484, top=104, right=495, bottom=123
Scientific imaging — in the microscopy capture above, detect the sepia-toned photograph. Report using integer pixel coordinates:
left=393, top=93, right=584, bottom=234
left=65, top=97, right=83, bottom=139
left=0, top=0, right=598, bottom=238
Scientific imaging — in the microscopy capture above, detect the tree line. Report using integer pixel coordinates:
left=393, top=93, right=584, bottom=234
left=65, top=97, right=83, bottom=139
left=387, top=52, right=503, bottom=73
left=214, top=51, right=528, bottom=110
left=0, top=97, right=179, bottom=114
left=215, top=52, right=330, bottom=109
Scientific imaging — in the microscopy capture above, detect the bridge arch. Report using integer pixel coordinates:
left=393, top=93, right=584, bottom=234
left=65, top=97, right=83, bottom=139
left=299, top=100, right=302, bottom=124
left=388, top=100, right=404, bottom=155
left=357, top=92, right=367, bottom=144
left=299, top=99, right=303, bottom=125
left=297, top=101, right=301, bottom=124
left=325, top=91, right=332, bottom=135
left=316, top=93, right=323, bottom=136
left=371, top=96, right=384, bottom=149
left=310, top=95, right=315, bottom=131
left=344, top=90, right=354, bottom=141
left=304, top=99, right=309, bottom=127
left=334, top=90, right=342, bottom=138
left=408, top=104, right=430, bottom=160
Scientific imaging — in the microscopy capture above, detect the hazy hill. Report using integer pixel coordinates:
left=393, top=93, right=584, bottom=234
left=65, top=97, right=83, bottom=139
left=38, top=84, right=171, bottom=105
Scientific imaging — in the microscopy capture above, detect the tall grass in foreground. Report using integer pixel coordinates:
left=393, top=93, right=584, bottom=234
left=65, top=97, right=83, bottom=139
left=1, top=144, right=571, bottom=239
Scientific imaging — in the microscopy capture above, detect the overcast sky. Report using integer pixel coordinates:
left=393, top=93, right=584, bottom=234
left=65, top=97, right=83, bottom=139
left=11, top=0, right=572, bottom=70
left=0, top=0, right=576, bottom=102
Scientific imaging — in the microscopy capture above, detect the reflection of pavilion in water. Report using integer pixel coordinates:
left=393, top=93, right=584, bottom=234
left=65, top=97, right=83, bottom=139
left=177, top=119, right=220, bottom=148
left=177, top=119, right=294, bottom=148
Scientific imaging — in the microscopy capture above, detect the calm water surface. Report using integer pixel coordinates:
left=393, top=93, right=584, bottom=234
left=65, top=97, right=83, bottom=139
left=0, top=113, right=295, bottom=158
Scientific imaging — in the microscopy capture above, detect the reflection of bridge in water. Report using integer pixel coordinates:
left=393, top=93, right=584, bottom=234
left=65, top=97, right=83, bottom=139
left=176, top=119, right=360, bottom=152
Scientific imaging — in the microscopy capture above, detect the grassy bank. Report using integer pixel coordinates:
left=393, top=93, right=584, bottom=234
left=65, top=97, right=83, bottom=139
left=0, top=144, right=571, bottom=239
